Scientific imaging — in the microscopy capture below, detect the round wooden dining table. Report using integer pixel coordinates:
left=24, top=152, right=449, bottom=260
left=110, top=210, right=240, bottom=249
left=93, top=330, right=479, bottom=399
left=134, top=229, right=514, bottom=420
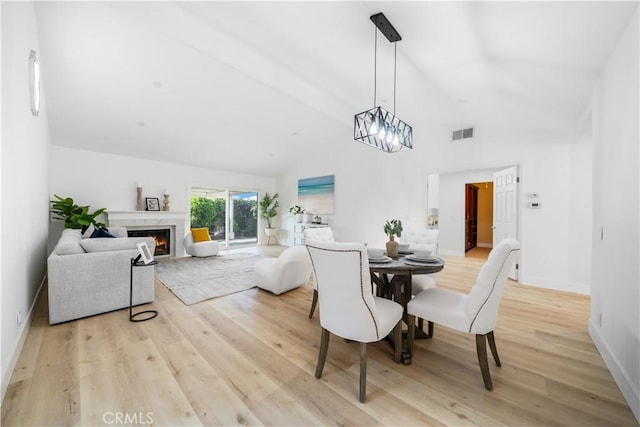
left=369, top=255, right=445, bottom=364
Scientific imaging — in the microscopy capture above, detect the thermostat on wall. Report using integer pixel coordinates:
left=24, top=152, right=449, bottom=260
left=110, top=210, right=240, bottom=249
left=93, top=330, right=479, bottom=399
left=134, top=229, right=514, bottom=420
left=528, top=201, right=542, bottom=209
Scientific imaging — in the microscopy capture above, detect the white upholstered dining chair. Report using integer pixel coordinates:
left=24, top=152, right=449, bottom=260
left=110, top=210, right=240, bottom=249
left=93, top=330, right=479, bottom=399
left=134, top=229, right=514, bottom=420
left=407, top=238, right=519, bottom=390
left=302, top=227, right=335, bottom=318
left=400, top=229, right=440, bottom=294
left=306, top=241, right=403, bottom=403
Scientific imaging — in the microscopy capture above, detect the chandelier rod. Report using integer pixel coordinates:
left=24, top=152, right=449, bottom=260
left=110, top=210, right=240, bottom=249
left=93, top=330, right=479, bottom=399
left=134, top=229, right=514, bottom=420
left=373, top=26, right=378, bottom=108
left=393, top=42, right=397, bottom=115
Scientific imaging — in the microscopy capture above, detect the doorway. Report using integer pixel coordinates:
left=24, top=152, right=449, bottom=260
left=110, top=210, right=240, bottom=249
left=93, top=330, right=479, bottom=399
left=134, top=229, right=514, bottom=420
left=465, top=181, right=494, bottom=253
left=429, top=166, right=518, bottom=265
left=189, top=187, right=258, bottom=247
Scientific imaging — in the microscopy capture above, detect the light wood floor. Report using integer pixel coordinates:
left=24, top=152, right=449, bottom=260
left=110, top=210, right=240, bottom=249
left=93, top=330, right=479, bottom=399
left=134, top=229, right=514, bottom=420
left=2, top=246, right=637, bottom=426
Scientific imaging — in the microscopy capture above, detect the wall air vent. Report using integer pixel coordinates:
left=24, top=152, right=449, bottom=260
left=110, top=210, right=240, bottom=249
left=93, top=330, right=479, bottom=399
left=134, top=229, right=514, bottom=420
left=452, top=127, right=474, bottom=141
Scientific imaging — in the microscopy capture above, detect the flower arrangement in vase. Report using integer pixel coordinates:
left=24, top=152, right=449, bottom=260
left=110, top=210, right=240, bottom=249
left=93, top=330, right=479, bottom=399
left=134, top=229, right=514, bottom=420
left=383, top=219, right=403, bottom=258
left=289, top=205, right=305, bottom=223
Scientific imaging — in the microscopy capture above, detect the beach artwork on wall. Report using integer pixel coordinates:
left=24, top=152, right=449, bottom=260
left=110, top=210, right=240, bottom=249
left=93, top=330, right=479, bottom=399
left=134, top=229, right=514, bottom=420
left=298, top=175, right=335, bottom=215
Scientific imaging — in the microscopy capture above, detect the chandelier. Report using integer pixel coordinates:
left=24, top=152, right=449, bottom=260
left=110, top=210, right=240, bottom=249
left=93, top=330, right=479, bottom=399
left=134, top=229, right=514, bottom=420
left=354, top=13, right=413, bottom=153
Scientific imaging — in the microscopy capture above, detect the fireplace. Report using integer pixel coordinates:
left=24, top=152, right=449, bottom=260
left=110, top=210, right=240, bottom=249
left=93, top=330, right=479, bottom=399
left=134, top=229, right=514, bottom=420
left=128, top=229, right=171, bottom=256
left=105, top=211, right=186, bottom=257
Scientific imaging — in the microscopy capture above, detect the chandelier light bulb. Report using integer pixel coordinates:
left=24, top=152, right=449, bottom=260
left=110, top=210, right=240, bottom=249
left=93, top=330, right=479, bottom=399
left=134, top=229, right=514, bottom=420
left=386, top=129, right=394, bottom=143
left=370, top=119, right=379, bottom=134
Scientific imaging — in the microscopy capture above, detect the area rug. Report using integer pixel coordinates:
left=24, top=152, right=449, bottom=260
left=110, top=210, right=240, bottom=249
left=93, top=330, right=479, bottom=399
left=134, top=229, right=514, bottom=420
left=154, top=253, right=267, bottom=305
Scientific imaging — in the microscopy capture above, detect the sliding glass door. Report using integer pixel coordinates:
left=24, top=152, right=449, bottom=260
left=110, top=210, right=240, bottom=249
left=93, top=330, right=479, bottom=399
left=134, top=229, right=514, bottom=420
left=228, top=190, right=258, bottom=245
left=190, top=187, right=258, bottom=247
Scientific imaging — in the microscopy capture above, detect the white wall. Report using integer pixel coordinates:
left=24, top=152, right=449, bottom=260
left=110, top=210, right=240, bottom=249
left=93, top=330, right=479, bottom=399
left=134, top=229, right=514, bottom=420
left=277, top=123, right=450, bottom=249
left=1, top=1, right=52, bottom=400
left=278, top=120, right=592, bottom=295
left=49, top=146, right=277, bottom=251
left=589, top=9, right=639, bottom=422
left=568, top=120, right=593, bottom=289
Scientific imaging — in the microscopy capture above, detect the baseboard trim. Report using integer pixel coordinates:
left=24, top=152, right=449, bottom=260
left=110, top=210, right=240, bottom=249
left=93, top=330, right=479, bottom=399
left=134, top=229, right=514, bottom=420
left=1, top=274, right=46, bottom=404
left=589, top=319, right=640, bottom=424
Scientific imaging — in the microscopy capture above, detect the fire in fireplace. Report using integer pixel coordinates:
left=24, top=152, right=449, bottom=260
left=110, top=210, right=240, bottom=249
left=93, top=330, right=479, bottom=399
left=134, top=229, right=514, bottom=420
left=128, top=229, right=171, bottom=256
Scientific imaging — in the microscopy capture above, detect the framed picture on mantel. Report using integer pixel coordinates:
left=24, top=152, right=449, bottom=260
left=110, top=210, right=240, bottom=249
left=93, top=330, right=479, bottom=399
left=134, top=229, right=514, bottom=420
left=145, top=197, right=160, bottom=211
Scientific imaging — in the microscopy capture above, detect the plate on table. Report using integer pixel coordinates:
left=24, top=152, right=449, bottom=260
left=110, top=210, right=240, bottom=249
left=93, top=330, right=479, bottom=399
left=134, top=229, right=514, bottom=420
left=369, top=256, right=392, bottom=264
left=398, top=250, right=414, bottom=255
left=402, top=259, right=442, bottom=267
left=405, top=254, right=440, bottom=263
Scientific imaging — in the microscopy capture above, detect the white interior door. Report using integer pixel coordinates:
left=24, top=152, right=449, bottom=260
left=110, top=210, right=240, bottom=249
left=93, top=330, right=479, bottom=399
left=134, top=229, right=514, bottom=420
left=493, top=166, right=519, bottom=279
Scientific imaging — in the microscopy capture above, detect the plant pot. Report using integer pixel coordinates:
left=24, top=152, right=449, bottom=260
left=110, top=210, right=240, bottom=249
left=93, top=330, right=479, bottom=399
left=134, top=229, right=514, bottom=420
left=295, top=213, right=303, bottom=223
left=386, top=235, right=399, bottom=258
left=264, top=227, right=278, bottom=245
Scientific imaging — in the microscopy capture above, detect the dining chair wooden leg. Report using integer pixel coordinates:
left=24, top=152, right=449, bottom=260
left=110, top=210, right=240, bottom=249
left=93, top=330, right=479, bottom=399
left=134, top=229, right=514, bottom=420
left=407, top=315, right=416, bottom=355
left=476, top=334, right=493, bottom=391
left=308, top=289, right=318, bottom=319
left=315, top=328, right=330, bottom=379
left=359, top=342, right=367, bottom=403
left=487, top=330, right=501, bottom=366
left=427, top=321, right=434, bottom=338
left=393, top=320, right=402, bottom=363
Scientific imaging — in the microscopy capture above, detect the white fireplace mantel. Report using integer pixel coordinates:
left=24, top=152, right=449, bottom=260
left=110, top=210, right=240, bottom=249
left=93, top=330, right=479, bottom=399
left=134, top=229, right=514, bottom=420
left=106, top=211, right=187, bottom=257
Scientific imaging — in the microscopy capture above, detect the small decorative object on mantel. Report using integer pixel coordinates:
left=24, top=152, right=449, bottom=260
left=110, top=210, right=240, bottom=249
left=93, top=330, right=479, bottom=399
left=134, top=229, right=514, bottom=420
left=162, top=192, right=170, bottom=211
left=145, top=197, right=160, bottom=211
left=136, top=183, right=143, bottom=211
left=384, top=219, right=403, bottom=258
left=289, top=205, right=305, bottom=223
left=313, top=215, right=322, bottom=224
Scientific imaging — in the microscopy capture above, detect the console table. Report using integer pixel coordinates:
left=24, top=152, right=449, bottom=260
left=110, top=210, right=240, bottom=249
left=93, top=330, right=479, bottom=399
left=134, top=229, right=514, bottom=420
left=293, top=222, right=329, bottom=245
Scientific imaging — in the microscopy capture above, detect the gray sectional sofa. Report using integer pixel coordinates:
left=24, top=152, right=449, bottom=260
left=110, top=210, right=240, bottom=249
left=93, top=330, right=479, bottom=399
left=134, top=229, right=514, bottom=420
left=47, top=227, right=156, bottom=324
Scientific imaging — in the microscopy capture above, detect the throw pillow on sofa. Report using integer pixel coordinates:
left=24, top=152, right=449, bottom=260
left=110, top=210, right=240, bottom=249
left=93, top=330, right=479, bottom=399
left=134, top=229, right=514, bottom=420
left=191, top=228, right=211, bottom=242
left=80, top=237, right=149, bottom=253
left=82, top=224, right=128, bottom=238
left=90, top=226, right=116, bottom=238
left=54, top=229, right=85, bottom=255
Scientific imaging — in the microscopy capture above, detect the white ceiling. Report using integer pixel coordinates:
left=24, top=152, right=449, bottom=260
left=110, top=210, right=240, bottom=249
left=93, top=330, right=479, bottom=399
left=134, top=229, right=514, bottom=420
left=34, top=1, right=637, bottom=176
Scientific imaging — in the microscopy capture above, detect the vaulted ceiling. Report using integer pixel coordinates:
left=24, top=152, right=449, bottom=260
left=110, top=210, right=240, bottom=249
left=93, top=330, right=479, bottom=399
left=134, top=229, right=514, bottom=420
left=34, top=1, right=637, bottom=176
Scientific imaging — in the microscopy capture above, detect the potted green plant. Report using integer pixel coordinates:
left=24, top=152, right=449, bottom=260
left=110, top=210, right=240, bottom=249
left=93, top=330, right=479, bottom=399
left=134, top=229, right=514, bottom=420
left=259, top=192, right=279, bottom=244
left=384, top=219, right=403, bottom=257
left=50, top=194, right=106, bottom=233
left=289, top=205, right=305, bottom=223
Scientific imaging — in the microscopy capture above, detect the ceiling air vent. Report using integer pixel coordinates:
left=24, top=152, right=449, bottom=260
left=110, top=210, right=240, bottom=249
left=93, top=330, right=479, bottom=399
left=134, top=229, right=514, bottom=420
left=452, top=127, right=474, bottom=141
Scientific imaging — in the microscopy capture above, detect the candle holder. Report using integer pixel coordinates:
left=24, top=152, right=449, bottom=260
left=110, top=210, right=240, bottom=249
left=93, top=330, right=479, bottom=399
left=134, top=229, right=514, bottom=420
left=136, top=187, right=143, bottom=211
left=162, top=194, right=170, bottom=211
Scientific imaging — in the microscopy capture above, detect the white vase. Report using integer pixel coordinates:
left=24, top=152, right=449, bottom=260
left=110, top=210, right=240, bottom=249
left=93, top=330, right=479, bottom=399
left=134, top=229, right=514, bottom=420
left=295, top=213, right=303, bottom=223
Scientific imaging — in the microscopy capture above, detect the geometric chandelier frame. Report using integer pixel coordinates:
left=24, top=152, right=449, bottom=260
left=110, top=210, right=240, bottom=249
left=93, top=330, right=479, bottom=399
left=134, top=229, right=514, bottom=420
left=354, top=106, right=413, bottom=152
left=354, top=13, right=413, bottom=153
